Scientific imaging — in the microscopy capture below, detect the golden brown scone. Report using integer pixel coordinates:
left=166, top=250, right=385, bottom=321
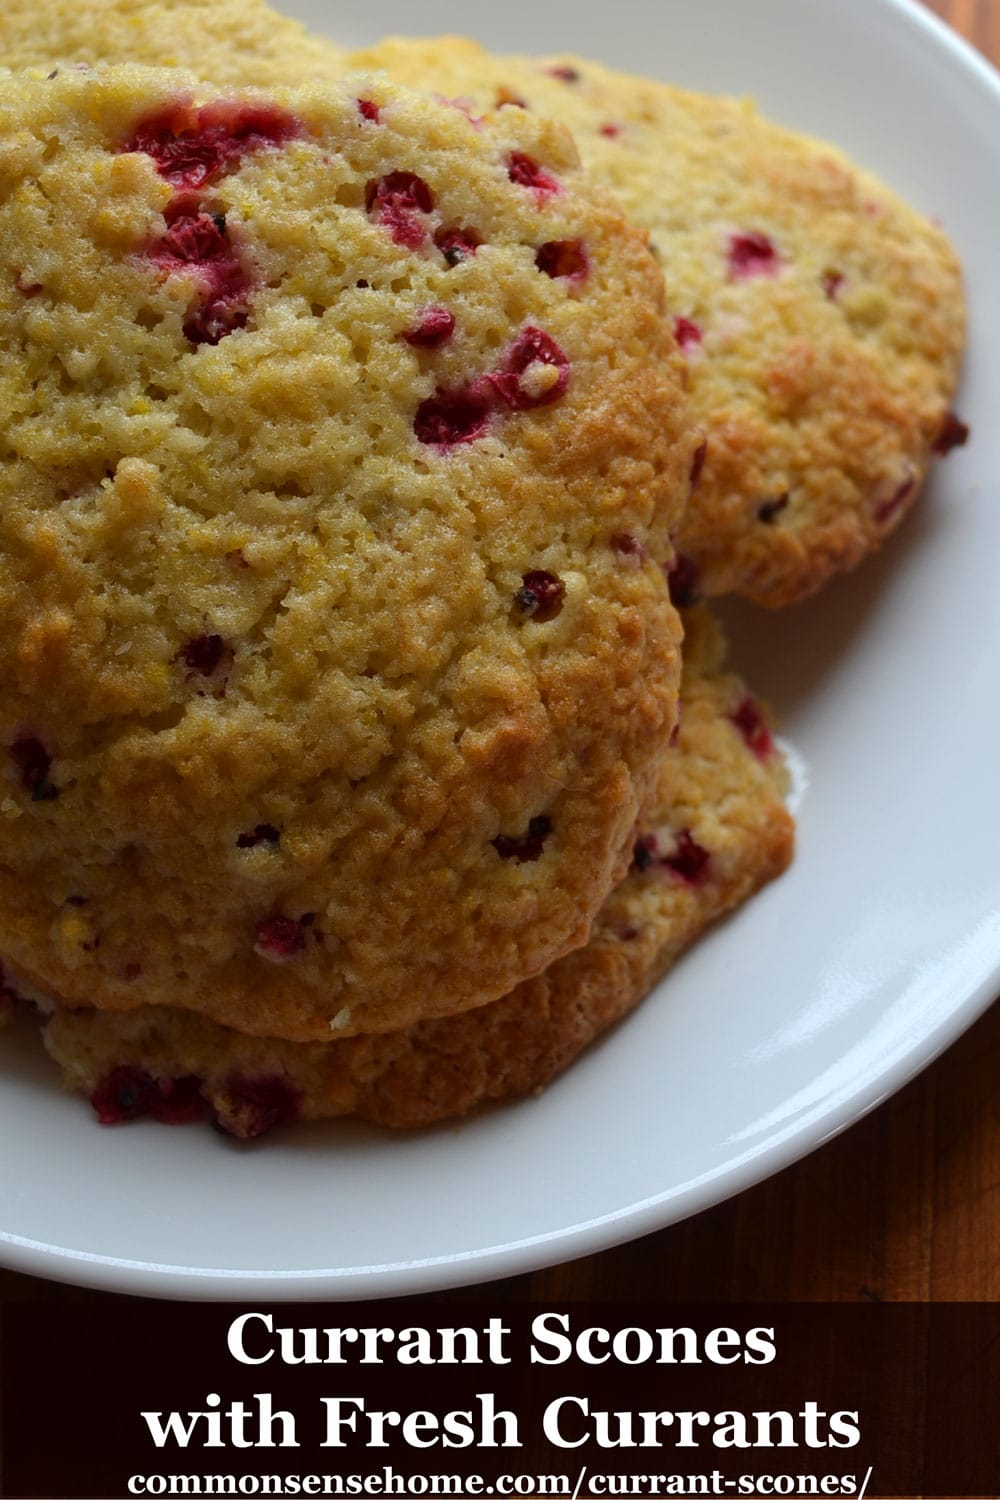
left=0, top=0, right=346, bottom=86
left=351, top=36, right=968, bottom=607
left=18, top=1, right=964, bottom=607
left=35, top=608, right=794, bottom=1135
left=0, top=64, right=696, bottom=1041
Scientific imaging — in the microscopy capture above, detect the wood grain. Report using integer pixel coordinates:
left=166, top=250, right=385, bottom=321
left=922, top=0, right=1000, bottom=59
left=0, top=0, right=995, bottom=1312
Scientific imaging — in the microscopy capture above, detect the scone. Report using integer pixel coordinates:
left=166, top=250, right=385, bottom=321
left=351, top=37, right=968, bottom=607
left=7, top=7, right=966, bottom=607
left=0, top=0, right=347, bottom=87
left=35, top=608, right=794, bottom=1135
left=0, top=64, right=697, bottom=1041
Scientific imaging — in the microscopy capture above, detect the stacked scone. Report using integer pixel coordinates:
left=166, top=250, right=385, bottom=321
left=0, top=0, right=965, bottom=1136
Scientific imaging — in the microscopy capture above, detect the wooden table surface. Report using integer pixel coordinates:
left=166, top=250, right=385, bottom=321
left=0, top=0, right=996, bottom=1312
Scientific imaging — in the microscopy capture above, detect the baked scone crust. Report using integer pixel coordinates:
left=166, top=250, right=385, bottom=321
left=38, top=608, right=794, bottom=1133
left=0, top=64, right=695, bottom=1040
left=351, top=36, right=967, bottom=606
left=5, top=14, right=965, bottom=609
left=0, top=0, right=347, bottom=87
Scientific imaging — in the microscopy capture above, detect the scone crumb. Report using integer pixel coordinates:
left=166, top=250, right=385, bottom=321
left=52, top=909, right=98, bottom=961
left=518, top=360, right=563, bottom=402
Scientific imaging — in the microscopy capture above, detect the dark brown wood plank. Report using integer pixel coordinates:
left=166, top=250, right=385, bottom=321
left=921, top=0, right=1000, bottom=58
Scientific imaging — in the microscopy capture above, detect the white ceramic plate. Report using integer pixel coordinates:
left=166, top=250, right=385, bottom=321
left=2, top=0, right=998, bottom=1299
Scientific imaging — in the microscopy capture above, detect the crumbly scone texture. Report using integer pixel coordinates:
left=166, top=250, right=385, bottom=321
left=39, top=608, right=795, bottom=1134
left=351, top=36, right=967, bottom=607
left=0, top=64, right=696, bottom=1041
left=16, top=4, right=965, bottom=609
left=0, top=0, right=346, bottom=87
